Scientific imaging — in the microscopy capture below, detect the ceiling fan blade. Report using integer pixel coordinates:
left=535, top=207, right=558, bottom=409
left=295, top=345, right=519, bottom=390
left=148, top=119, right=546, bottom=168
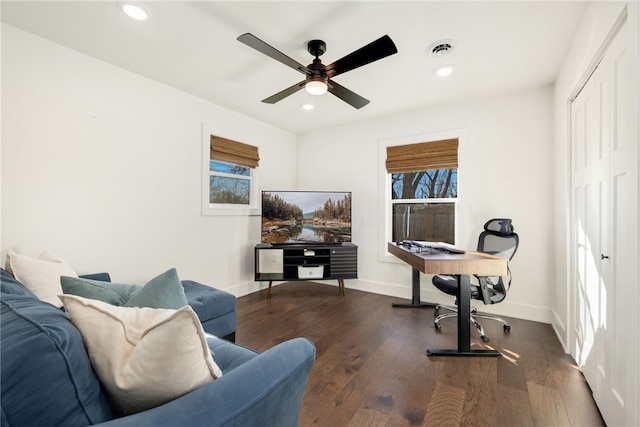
left=327, top=80, right=370, bottom=109
left=237, top=33, right=310, bottom=75
left=324, top=35, right=397, bottom=79
left=262, top=81, right=307, bottom=104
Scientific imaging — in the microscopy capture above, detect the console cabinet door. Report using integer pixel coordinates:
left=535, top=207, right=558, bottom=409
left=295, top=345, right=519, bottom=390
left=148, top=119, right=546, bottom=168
left=330, top=246, right=358, bottom=279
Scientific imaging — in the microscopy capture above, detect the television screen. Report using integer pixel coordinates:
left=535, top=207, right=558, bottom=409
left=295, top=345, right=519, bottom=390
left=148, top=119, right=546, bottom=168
left=261, top=191, right=352, bottom=245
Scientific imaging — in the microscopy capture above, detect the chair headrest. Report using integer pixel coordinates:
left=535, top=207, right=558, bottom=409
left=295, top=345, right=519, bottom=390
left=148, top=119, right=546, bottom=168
left=483, top=218, right=514, bottom=235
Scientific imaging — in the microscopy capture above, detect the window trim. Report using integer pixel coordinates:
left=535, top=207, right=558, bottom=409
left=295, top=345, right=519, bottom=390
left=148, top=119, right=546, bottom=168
left=378, top=129, right=466, bottom=263
left=202, top=124, right=260, bottom=216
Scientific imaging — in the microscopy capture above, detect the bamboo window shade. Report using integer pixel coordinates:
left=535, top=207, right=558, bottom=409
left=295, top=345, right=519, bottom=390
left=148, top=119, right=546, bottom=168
left=210, top=135, right=260, bottom=168
left=385, top=138, right=458, bottom=173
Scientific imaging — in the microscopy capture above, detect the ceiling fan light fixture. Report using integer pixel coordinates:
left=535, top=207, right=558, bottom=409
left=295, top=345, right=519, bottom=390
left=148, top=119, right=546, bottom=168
left=305, top=79, right=328, bottom=96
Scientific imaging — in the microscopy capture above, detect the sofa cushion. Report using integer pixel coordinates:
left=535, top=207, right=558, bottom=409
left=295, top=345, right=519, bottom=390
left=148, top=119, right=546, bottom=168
left=182, top=279, right=236, bottom=319
left=5, top=249, right=77, bottom=307
left=1, top=268, right=37, bottom=298
left=61, top=268, right=188, bottom=309
left=60, top=294, right=223, bottom=415
left=201, top=311, right=237, bottom=339
left=205, top=333, right=257, bottom=373
left=0, top=293, right=113, bottom=426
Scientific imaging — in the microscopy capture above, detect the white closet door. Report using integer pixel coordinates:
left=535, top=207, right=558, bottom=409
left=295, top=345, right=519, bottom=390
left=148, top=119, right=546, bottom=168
left=570, top=18, right=637, bottom=426
left=571, top=47, right=608, bottom=391
left=603, top=15, right=637, bottom=425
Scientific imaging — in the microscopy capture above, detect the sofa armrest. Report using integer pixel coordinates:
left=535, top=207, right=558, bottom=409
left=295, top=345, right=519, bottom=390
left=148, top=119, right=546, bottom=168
left=94, top=338, right=316, bottom=427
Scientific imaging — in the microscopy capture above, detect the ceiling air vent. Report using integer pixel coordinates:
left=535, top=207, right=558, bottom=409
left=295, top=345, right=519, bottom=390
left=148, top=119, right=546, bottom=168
left=427, top=39, right=456, bottom=57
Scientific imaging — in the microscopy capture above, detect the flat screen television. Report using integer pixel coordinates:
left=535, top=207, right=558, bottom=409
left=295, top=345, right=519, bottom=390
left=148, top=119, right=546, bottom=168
left=261, top=191, right=352, bottom=245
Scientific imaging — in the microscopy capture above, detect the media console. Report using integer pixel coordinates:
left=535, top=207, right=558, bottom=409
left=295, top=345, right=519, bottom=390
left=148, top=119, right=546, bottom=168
left=254, top=243, right=358, bottom=298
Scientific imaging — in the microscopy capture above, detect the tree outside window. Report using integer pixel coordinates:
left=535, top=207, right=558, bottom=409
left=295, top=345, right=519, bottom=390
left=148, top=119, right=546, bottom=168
left=209, top=161, right=251, bottom=204
left=391, top=169, right=457, bottom=200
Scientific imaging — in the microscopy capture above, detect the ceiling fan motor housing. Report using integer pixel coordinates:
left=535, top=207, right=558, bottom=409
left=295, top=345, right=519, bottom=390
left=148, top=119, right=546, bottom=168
left=307, top=39, right=327, bottom=57
left=306, top=73, right=328, bottom=86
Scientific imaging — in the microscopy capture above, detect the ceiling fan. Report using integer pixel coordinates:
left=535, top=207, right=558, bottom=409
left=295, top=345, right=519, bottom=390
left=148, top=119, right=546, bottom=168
left=237, top=33, right=398, bottom=109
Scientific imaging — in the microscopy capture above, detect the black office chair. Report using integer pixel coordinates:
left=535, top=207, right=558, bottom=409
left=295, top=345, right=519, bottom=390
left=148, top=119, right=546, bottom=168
left=431, top=218, right=519, bottom=342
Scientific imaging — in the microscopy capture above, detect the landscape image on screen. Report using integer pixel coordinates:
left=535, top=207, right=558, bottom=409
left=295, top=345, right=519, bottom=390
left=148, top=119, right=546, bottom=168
left=261, top=191, right=352, bottom=244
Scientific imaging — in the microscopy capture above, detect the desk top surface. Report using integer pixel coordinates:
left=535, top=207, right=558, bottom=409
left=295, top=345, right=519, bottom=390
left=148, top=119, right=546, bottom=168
left=387, top=242, right=508, bottom=276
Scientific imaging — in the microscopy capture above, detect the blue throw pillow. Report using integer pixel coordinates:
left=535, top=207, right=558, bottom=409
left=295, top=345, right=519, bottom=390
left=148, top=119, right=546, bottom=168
left=61, top=268, right=188, bottom=309
left=1, top=293, right=113, bottom=426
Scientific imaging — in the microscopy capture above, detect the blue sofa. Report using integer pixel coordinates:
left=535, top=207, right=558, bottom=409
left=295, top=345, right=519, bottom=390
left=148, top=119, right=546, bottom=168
left=78, top=271, right=238, bottom=342
left=1, top=268, right=315, bottom=427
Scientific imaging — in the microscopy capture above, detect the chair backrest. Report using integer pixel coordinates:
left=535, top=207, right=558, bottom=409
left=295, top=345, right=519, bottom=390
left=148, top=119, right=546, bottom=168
left=476, top=218, right=519, bottom=260
left=474, top=219, right=519, bottom=304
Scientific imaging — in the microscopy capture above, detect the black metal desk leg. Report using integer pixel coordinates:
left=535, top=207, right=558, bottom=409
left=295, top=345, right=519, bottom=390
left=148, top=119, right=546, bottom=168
left=457, top=274, right=471, bottom=352
left=427, top=274, right=501, bottom=357
left=392, top=267, right=437, bottom=309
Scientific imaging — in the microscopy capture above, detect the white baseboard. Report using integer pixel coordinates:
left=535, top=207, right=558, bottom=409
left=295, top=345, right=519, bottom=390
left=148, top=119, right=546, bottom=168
left=227, top=280, right=280, bottom=298
left=345, top=278, right=552, bottom=324
left=231, top=278, right=553, bottom=324
left=551, top=310, right=569, bottom=352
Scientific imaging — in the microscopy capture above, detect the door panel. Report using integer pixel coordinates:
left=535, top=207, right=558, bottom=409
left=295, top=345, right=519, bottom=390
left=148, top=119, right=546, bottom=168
left=570, top=18, right=636, bottom=426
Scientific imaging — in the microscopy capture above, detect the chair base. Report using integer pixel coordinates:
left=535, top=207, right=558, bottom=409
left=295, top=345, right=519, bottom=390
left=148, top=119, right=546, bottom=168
left=434, top=304, right=511, bottom=343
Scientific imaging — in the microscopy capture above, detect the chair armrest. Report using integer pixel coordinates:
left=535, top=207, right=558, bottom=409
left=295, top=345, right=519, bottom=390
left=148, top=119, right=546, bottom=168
left=475, top=276, right=493, bottom=305
left=93, top=338, right=316, bottom=427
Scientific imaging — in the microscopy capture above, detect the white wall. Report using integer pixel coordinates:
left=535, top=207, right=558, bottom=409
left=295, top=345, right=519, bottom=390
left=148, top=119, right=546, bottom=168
left=297, top=85, right=555, bottom=323
left=1, top=24, right=297, bottom=294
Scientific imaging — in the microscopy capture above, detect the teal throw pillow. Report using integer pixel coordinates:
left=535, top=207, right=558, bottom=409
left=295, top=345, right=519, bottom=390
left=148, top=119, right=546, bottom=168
left=61, top=277, right=139, bottom=306
left=124, top=268, right=188, bottom=309
left=61, top=268, right=188, bottom=309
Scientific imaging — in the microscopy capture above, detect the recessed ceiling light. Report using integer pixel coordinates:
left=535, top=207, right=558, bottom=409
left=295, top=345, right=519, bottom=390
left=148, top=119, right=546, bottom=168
left=301, top=103, right=315, bottom=111
left=434, top=65, right=453, bottom=77
left=120, top=3, right=148, bottom=21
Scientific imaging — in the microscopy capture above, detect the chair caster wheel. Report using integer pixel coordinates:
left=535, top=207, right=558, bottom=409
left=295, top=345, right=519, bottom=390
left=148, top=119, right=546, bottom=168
left=481, top=335, right=490, bottom=343
left=434, top=322, right=441, bottom=331
left=504, top=325, right=511, bottom=332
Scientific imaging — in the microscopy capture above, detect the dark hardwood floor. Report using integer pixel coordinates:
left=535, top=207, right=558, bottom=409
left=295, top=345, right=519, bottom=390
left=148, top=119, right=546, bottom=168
left=236, top=281, right=605, bottom=426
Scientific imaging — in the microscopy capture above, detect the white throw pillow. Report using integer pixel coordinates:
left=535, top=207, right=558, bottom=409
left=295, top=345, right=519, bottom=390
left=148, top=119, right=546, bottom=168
left=6, top=249, right=78, bottom=307
left=60, top=294, right=223, bottom=415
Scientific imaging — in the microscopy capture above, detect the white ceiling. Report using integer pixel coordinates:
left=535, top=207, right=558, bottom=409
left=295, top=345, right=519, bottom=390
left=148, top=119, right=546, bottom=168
left=1, top=1, right=589, bottom=134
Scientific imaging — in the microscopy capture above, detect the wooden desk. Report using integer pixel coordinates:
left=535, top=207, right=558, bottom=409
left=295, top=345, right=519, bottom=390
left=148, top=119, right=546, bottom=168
left=388, top=242, right=507, bottom=357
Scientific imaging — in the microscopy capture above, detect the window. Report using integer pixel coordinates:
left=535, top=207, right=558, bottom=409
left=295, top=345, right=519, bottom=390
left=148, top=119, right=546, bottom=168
left=383, top=137, right=459, bottom=245
left=202, top=127, right=260, bottom=216
left=209, top=160, right=251, bottom=204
